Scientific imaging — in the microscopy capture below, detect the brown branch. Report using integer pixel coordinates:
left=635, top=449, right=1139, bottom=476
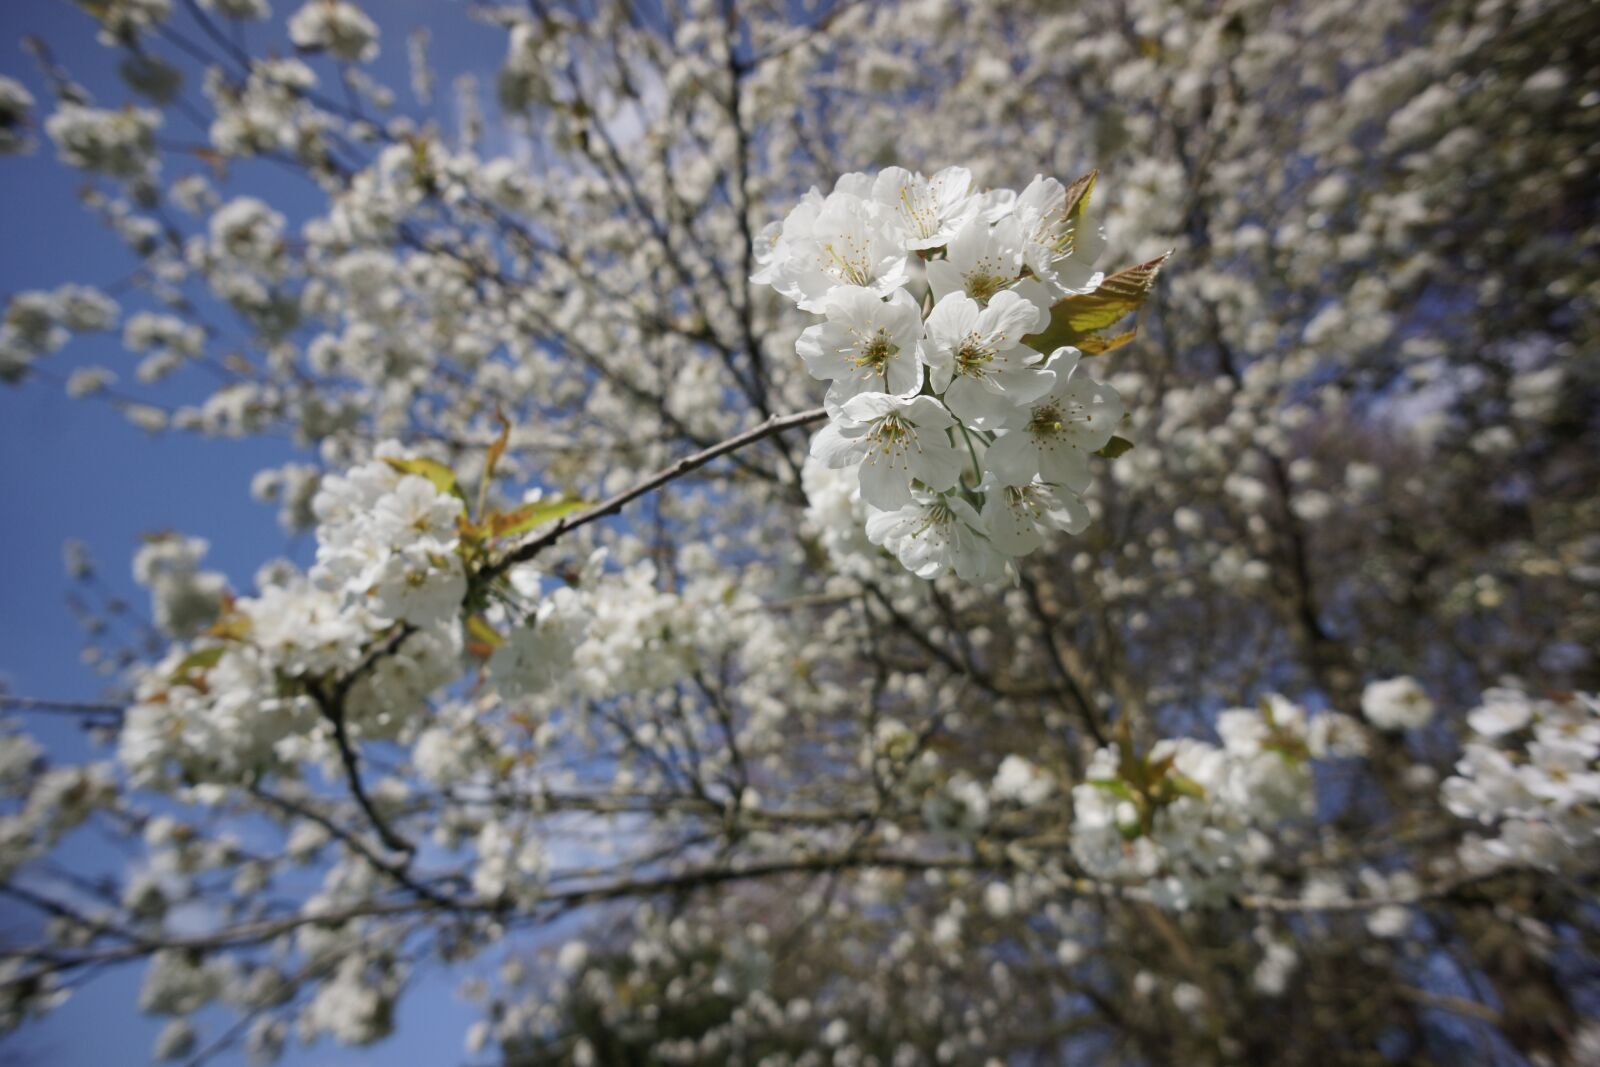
left=487, top=406, right=826, bottom=578
left=0, top=695, right=125, bottom=719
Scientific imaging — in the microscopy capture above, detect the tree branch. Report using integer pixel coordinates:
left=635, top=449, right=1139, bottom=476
left=488, top=406, right=826, bottom=577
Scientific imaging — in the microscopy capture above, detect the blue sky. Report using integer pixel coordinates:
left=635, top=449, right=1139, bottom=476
left=0, top=2, right=513, bottom=1062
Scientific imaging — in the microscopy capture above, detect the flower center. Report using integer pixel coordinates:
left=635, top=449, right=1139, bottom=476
left=854, top=330, right=899, bottom=372
left=821, top=240, right=870, bottom=286
left=1029, top=401, right=1085, bottom=437
left=955, top=334, right=996, bottom=376
left=898, top=186, right=938, bottom=239
left=964, top=273, right=1009, bottom=303
left=910, top=498, right=956, bottom=538
left=868, top=414, right=910, bottom=451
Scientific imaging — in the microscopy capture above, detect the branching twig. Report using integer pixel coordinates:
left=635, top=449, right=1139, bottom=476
left=488, top=407, right=826, bottom=578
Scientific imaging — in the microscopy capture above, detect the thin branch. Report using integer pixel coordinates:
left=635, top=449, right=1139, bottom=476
left=488, top=407, right=825, bottom=577
left=0, top=695, right=124, bottom=719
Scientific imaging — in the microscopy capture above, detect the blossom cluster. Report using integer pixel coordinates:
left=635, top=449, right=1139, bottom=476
left=287, top=0, right=380, bottom=64
left=1360, top=675, right=1436, bottom=732
left=132, top=534, right=228, bottom=639
left=1069, top=697, right=1365, bottom=908
left=119, top=445, right=469, bottom=787
left=44, top=103, right=161, bottom=181
left=754, top=167, right=1128, bottom=581
left=0, top=285, right=119, bottom=382
left=1442, top=687, right=1600, bottom=874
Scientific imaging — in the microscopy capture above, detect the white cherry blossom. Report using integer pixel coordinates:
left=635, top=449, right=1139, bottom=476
left=920, top=289, right=1050, bottom=427
left=870, top=165, right=979, bottom=251
left=864, top=490, right=1001, bottom=582
left=925, top=215, right=1026, bottom=305
left=809, top=392, right=964, bottom=511
left=760, top=186, right=911, bottom=312
left=795, top=286, right=925, bottom=407
left=1009, top=174, right=1105, bottom=297
left=983, top=349, right=1124, bottom=489
left=978, top=477, right=1091, bottom=556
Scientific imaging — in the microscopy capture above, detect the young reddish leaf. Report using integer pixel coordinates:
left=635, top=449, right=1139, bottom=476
left=478, top=408, right=512, bottom=520
left=1077, top=329, right=1138, bottom=357
left=1023, top=252, right=1172, bottom=355
left=1059, top=170, right=1098, bottom=255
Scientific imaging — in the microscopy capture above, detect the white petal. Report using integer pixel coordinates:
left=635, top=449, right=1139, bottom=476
left=857, top=449, right=915, bottom=510
left=925, top=292, right=980, bottom=351
left=983, top=492, right=1043, bottom=556
left=980, top=289, right=1046, bottom=345
left=925, top=260, right=962, bottom=303
left=983, top=430, right=1040, bottom=486
left=910, top=436, right=964, bottom=493
left=1037, top=440, right=1092, bottom=492
left=810, top=422, right=866, bottom=468
left=944, top=377, right=1015, bottom=429
left=900, top=394, right=955, bottom=430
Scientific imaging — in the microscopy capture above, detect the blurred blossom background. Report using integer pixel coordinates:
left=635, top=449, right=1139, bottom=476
left=0, top=0, right=1596, bottom=1064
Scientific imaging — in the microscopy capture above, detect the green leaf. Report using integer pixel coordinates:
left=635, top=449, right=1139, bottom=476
left=486, top=497, right=590, bottom=541
left=1163, top=772, right=1207, bottom=800
left=1096, top=435, right=1134, bottom=459
left=168, top=646, right=225, bottom=685
left=1022, top=252, right=1172, bottom=355
left=465, top=615, right=505, bottom=657
left=384, top=457, right=466, bottom=504
left=1087, top=777, right=1135, bottom=803
left=1076, top=329, right=1137, bottom=357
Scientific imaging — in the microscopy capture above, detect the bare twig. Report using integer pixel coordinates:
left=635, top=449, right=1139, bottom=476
left=488, top=407, right=826, bottom=578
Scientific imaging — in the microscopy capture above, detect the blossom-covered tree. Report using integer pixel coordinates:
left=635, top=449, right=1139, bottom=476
left=1, top=0, right=1597, bottom=1063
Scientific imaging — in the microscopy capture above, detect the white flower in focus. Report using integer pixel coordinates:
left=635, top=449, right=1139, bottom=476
left=921, top=289, right=1049, bottom=427
left=1360, top=676, right=1435, bottom=732
left=978, top=477, right=1090, bottom=556
left=809, top=392, right=964, bottom=511
left=1010, top=174, right=1105, bottom=297
left=870, top=165, right=978, bottom=250
left=864, top=490, right=1001, bottom=582
left=983, top=349, right=1123, bottom=488
left=925, top=215, right=1025, bottom=304
left=795, top=286, right=924, bottom=407
left=759, top=182, right=911, bottom=312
